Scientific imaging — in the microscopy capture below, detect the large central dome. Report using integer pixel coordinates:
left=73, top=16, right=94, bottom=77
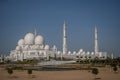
left=24, top=33, right=34, bottom=45
left=35, top=35, right=44, bottom=45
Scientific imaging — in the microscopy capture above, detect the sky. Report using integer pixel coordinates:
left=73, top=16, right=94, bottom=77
left=0, top=0, right=120, bottom=57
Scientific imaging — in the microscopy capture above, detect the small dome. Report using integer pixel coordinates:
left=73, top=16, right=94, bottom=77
left=57, top=51, right=61, bottom=55
left=24, top=33, right=34, bottom=45
left=44, top=45, right=50, bottom=50
left=87, top=52, right=90, bottom=55
left=79, top=49, right=83, bottom=52
left=35, top=35, right=44, bottom=45
left=18, top=39, right=24, bottom=46
left=91, top=52, right=94, bottom=55
left=68, top=51, right=71, bottom=54
left=16, top=46, right=20, bottom=50
left=73, top=51, right=76, bottom=54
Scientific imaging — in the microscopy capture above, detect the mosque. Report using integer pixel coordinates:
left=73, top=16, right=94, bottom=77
left=1, top=22, right=107, bottom=62
left=9, top=32, right=58, bottom=61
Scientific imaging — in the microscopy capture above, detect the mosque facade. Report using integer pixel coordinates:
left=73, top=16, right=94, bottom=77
left=9, top=32, right=58, bottom=61
left=7, top=22, right=107, bottom=61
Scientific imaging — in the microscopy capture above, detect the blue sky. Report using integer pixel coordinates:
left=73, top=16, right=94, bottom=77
left=0, top=0, right=120, bottom=57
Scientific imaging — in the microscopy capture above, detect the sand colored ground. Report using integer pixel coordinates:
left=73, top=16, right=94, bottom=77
left=0, top=67, right=120, bottom=80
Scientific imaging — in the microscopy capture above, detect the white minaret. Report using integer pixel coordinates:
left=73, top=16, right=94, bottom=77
left=95, top=27, right=99, bottom=57
left=111, top=53, right=114, bottom=59
left=34, top=29, right=37, bottom=36
left=63, top=21, right=67, bottom=55
left=0, top=54, right=3, bottom=62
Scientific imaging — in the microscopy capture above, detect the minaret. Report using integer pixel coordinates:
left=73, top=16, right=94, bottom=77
left=0, top=54, right=3, bottom=62
left=95, top=27, right=99, bottom=57
left=63, top=21, right=67, bottom=55
left=111, top=53, right=114, bottom=59
left=33, top=29, right=37, bottom=45
left=34, top=29, right=37, bottom=36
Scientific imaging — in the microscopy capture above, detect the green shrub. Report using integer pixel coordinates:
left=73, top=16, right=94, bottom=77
left=113, top=66, right=118, bottom=73
left=27, top=69, right=32, bottom=75
left=92, top=68, right=99, bottom=79
left=7, top=68, right=13, bottom=75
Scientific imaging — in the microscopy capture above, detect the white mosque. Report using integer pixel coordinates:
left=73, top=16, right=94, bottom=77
left=1, top=22, right=107, bottom=62
left=9, top=32, right=58, bottom=61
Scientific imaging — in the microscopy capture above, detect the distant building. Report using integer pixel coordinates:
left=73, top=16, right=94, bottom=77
left=8, top=22, right=107, bottom=61
left=9, top=32, right=57, bottom=61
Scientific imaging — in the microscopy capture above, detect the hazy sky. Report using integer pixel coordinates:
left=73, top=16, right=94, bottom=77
left=0, top=0, right=120, bottom=57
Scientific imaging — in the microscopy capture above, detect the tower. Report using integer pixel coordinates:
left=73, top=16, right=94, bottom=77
left=95, top=27, right=99, bottom=57
left=63, top=21, right=67, bottom=55
left=34, top=29, right=37, bottom=36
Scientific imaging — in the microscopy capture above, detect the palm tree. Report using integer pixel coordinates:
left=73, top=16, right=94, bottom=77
left=92, top=68, right=99, bottom=80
